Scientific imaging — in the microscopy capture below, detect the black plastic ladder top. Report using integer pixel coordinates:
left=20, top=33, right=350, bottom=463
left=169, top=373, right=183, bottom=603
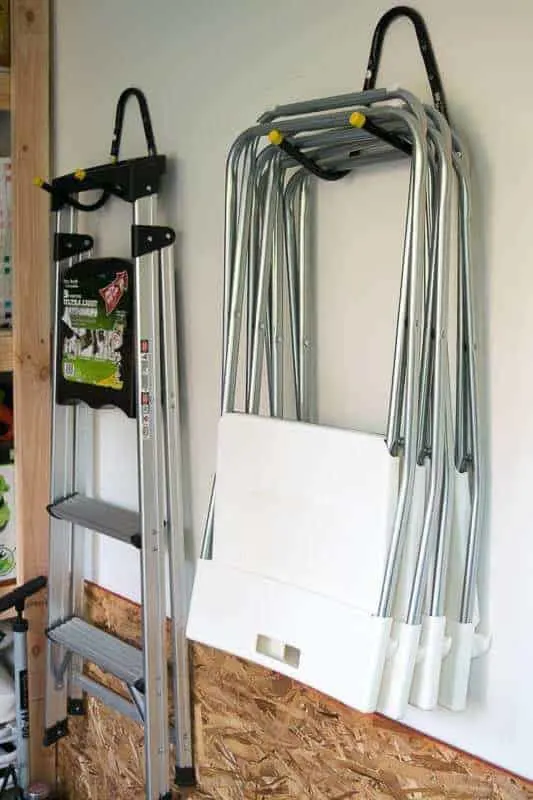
left=363, top=5, right=450, bottom=122
left=37, top=86, right=159, bottom=213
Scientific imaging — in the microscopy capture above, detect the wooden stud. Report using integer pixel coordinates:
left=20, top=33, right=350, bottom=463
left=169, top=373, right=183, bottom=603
left=0, top=71, right=10, bottom=112
left=11, top=0, right=52, bottom=784
left=0, top=329, right=12, bottom=372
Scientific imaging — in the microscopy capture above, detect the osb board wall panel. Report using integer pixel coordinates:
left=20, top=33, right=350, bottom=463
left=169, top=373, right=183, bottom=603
left=56, top=583, right=533, bottom=800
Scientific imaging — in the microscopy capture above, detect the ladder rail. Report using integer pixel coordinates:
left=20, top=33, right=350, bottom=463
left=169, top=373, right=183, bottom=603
left=69, top=229, right=95, bottom=715
left=134, top=194, right=171, bottom=799
left=69, top=391, right=94, bottom=716
left=160, top=242, right=194, bottom=780
left=44, top=205, right=77, bottom=742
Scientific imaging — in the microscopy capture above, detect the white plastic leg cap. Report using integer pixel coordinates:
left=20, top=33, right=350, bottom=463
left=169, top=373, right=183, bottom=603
left=439, top=620, right=474, bottom=711
left=378, top=621, right=421, bottom=720
left=409, top=615, right=449, bottom=710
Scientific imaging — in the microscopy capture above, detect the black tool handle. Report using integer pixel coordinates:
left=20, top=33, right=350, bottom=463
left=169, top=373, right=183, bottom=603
left=0, top=575, right=47, bottom=616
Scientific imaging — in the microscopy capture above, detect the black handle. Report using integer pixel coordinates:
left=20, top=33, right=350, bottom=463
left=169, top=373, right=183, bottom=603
left=0, top=575, right=47, bottom=616
left=110, top=87, right=157, bottom=161
left=363, top=5, right=449, bottom=121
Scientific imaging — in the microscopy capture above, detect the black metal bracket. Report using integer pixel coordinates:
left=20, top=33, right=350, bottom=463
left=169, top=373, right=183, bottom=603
left=175, top=766, right=196, bottom=788
left=267, top=6, right=446, bottom=180
left=37, top=178, right=111, bottom=214
left=362, top=116, right=411, bottom=155
left=268, top=114, right=410, bottom=182
left=43, top=717, right=68, bottom=747
left=36, top=86, right=159, bottom=214
left=363, top=5, right=449, bottom=121
left=48, top=155, right=167, bottom=211
left=271, top=132, right=349, bottom=182
left=131, top=224, right=176, bottom=257
left=67, top=696, right=86, bottom=717
left=54, top=233, right=94, bottom=262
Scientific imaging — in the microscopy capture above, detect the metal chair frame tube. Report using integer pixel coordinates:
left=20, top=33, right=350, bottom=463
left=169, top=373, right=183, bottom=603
left=201, top=90, right=483, bottom=647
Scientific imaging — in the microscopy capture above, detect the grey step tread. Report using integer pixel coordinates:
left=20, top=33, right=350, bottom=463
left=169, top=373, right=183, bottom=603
left=47, top=617, right=144, bottom=689
left=48, top=493, right=141, bottom=547
left=74, top=674, right=142, bottom=723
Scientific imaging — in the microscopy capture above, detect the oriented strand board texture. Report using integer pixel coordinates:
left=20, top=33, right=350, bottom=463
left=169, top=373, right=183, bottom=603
left=57, top=583, right=533, bottom=800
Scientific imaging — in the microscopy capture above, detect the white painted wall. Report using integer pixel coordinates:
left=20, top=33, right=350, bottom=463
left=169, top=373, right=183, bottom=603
left=53, top=0, right=533, bottom=779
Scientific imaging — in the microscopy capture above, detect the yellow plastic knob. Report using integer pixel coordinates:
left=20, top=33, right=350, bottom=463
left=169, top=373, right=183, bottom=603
left=268, top=129, right=284, bottom=146
left=349, top=111, right=367, bottom=129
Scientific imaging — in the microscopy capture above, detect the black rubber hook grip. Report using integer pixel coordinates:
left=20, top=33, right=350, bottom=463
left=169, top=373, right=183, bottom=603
left=268, top=130, right=349, bottom=181
left=363, top=5, right=449, bottom=121
left=110, top=87, right=157, bottom=161
left=34, top=178, right=110, bottom=212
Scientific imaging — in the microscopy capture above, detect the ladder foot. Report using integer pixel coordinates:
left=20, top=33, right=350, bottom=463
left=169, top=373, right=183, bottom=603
left=43, top=717, right=68, bottom=746
left=174, top=766, right=196, bottom=788
left=67, top=696, right=86, bottom=716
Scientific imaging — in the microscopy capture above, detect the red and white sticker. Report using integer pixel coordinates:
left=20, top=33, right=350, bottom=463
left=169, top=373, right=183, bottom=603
left=99, top=270, right=129, bottom=315
left=141, top=391, right=152, bottom=440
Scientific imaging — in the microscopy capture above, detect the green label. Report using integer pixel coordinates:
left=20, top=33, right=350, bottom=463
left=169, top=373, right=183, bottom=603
left=61, top=268, right=131, bottom=392
left=0, top=544, right=14, bottom=577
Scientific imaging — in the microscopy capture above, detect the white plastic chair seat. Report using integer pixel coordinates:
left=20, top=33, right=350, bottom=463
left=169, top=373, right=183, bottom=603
left=187, top=412, right=399, bottom=712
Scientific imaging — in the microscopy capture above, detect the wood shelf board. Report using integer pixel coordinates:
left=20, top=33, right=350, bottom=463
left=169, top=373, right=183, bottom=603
left=0, top=329, right=13, bottom=372
left=0, top=71, right=10, bottom=111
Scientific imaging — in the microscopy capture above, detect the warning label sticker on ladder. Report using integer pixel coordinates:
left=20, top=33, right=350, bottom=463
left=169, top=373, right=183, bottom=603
left=140, top=340, right=153, bottom=439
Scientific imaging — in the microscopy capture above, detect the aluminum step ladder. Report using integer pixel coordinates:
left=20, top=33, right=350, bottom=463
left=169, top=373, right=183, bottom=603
left=38, top=88, right=194, bottom=799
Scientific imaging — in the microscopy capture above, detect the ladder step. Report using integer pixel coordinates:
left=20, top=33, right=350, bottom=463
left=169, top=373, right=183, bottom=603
left=47, top=617, right=144, bottom=690
left=74, top=674, right=142, bottom=723
left=48, top=494, right=141, bottom=548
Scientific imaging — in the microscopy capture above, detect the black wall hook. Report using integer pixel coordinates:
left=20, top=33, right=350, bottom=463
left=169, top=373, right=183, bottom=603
left=37, top=87, right=158, bottom=212
left=269, top=130, right=349, bottom=181
left=363, top=5, right=449, bottom=121
left=110, top=86, right=158, bottom=162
